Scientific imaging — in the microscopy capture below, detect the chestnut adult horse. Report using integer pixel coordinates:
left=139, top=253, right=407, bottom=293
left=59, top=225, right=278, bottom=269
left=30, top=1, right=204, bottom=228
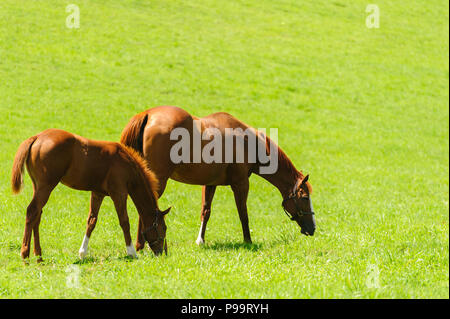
left=11, top=129, right=170, bottom=261
left=120, top=106, right=315, bottom=250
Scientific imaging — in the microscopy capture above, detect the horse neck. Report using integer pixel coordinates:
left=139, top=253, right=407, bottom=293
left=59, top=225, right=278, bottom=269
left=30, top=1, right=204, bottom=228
left=127, top=169, right=158, bottom=222
left=257, top=167, right=300, bottom=199
left=255, top=140, right=301, bottom=198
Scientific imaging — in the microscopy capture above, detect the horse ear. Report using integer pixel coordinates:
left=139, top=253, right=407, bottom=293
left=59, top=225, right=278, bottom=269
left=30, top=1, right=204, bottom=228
left=160, top=207, right=171, bottom=216
left=301, top=174, right=309, bottom=184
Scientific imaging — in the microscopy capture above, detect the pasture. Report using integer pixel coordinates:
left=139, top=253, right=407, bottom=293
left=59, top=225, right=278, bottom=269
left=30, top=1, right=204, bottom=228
left=0, top=0, right=448, bottom=298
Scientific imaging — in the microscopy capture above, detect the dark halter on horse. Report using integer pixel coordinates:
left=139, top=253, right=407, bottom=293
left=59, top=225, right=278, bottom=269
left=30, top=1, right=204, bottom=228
left=281, top=179, right=315, bottom=221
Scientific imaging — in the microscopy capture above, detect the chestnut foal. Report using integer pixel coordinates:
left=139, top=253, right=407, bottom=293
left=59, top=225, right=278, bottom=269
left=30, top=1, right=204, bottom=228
left=11, top=129, right=170, bottom=262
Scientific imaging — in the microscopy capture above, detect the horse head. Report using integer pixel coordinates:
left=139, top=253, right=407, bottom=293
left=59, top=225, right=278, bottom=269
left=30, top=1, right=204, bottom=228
left=281, top=175, right=316, bottom=236
left=142, top=207, right=171, bottom=255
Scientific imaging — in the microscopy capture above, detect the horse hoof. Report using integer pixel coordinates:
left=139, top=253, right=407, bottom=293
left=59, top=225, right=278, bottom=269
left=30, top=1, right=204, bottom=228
left=196, top=238, right=205, bottom=245
left=78, top=249, right=88, bottom=259
left=126, top=245, right=137, bottom=258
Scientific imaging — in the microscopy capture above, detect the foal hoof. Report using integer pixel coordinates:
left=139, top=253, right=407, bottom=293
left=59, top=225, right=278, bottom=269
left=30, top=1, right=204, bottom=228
left=126, top=245, right=137, bottom=258
left=196, top=237, right=205, bottom=245
left=78, top=248, right=88, bottom=259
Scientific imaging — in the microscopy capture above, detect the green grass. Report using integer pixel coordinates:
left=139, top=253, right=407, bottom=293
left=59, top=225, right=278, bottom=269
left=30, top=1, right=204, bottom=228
left=0, top=0, right=448, bottom=298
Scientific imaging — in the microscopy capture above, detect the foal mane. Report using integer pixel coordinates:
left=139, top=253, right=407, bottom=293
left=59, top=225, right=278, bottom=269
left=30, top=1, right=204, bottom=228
left=118, top=144, right=159, bottom=201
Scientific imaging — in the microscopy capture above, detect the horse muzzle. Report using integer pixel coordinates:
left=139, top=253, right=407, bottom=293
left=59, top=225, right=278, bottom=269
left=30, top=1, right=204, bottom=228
left=301, top=227, right=315, bottom=236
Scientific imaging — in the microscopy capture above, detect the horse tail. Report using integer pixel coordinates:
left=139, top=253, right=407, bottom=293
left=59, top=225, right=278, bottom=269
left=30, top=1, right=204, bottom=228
left=120, top=111, right=148, bottom=155
left=11, top=135, right=38, bottom=194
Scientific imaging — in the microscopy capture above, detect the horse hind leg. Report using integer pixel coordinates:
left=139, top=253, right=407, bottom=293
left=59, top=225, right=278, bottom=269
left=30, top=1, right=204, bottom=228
left=32, top=210, right=43, bottom=262
left=21, top=184, right=56, bottom=261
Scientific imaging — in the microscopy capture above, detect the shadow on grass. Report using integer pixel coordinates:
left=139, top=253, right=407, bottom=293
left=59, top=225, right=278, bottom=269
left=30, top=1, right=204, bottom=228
left=72, top=254, right=137, bottom=265
left=202, top=241, right=263, bottom=252
left=72, top=256, right=99, bottom=265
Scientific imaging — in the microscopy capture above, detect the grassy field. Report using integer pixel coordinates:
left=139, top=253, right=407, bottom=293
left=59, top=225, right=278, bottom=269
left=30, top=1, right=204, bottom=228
left=0, top=0, right=448, bottom=298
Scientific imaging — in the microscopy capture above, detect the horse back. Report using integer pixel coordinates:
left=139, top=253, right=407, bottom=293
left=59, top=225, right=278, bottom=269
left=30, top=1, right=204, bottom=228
left=26, top=129, right=118, bottom=193
left=201, top=111, right=252, bottom=133
left=60, top=136, right=122, bottom=193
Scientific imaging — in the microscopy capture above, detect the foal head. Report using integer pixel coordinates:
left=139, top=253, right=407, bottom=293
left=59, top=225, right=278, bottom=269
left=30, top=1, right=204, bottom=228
left=142, top=207, right=171, bottom=255
left=282, top=174, right=316, bottom=236
left=120, top=145, right=172, bottom=255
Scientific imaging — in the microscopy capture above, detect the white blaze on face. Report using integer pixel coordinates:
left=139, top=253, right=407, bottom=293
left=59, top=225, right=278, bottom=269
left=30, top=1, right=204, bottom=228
left=309, top=197, right=316, bottom=226
left=309, top=197, right=314, bottom=212
left=78, top=235, right=89, bottom=259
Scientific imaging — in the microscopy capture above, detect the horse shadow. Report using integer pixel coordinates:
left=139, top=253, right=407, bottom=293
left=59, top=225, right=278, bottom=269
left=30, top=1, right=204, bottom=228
left=201, top=241, right=263, bottom=252
left=72, top=255, right=137, bottom=265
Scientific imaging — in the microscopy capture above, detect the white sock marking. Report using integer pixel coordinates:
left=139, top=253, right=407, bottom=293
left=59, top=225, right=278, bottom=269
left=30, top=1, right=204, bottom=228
left=126, top=245, right=137, bottom=258
left=196, top=221, right=205, bottom=245
left=78, top=235, right=89, bottom=259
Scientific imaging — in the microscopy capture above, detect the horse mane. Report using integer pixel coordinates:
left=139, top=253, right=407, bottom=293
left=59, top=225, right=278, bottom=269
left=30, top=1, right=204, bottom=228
left=117, top=143, right=159, bottom=201
left=264, top=134, right=313, bottom=194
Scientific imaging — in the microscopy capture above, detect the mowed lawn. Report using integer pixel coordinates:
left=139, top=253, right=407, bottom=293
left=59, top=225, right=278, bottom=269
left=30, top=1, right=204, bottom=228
left=0, top=0, right=448, bottom=298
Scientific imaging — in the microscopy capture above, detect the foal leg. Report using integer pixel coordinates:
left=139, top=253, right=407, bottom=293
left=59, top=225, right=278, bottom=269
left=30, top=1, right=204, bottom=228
left=136, top=177, right=168, bottom=251
left=79, top=192, right=105, bottom=259
left=136, top=218, right=146, bottom=252
left=196, top=185, right=216, bottom=245
left=111, top=193, right=136, bottom=258
left=21, top=185, right=55, bottom=260
left=32, top=210, right=43, bottom=262
left=231, top=181, right=251, bottom=243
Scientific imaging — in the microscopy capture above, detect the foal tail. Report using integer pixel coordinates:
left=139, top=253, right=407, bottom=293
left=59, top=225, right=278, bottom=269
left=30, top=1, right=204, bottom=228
left=120, top=111, right=148, bottom=155
left=11, top=135, right=38, bottom=194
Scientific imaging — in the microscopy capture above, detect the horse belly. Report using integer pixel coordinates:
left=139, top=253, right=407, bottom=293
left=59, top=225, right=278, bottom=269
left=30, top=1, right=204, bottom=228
left=170, top=163, right=229, bottom=185
left=60, top=167, right=104, bottom=192
left=60, top=151, right=109, bottom=193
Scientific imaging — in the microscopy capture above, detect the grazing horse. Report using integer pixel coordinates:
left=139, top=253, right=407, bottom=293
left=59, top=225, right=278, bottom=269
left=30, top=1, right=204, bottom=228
left=120, top=106, right=315, bottom=250
left=11, top=129, right=170, bottom=261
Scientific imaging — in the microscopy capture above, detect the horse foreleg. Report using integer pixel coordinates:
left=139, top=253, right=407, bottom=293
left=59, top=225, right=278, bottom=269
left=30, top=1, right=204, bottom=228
left=196, top=185, right=216, bottom=245
left=111, top=193, right=136, bottom=258
left=135, top=217, right=146, bottom=252
left=79, top=192, right=104, bottom=259
left=231, top=181, right=251, bottom=243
